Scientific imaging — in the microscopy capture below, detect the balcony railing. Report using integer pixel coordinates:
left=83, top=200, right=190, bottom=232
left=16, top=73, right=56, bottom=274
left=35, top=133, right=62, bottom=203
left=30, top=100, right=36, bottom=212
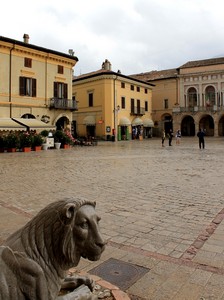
left=49, top=98, right=78, bottom=111
left=130, top=106, right=145, bottom=115
left=173, top=105, right=224, bottom=113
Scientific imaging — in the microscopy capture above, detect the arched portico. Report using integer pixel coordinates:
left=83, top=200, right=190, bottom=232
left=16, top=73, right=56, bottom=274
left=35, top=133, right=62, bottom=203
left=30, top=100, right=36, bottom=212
left=181, top=115, right=195, bottom=136
left=198, top=114, right=214, bottom=136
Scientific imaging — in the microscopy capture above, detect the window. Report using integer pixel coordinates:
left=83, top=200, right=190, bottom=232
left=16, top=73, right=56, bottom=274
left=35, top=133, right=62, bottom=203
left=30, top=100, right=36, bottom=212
left=137, top=86, right=140, bottom=92
left=58, top=65, right=64, bottom=74
left=19, top=77, right=36, bottom=97
left=24, top=58, right=32, bottom=68
left=121, top=82, right=125, bottom=88
left=131, top=98, right=134, bottom=113
left=121, top=97, right=125, bottom=109
left=188, top=87, right=197, bottom=107
left=205, top=85, right=215, bottom=106
left=54, top=82, right=68, bottom=99
left=88, top=93, right=93, bottom=107
left=137, top=99, right=140, bottom=114
left=145, top=88, right=148, bottom=94
left=130, top=85, right=134, bottom=91
left=164, top=99, right=168, bottom=109
left=145, top=101, right=148, bottom=112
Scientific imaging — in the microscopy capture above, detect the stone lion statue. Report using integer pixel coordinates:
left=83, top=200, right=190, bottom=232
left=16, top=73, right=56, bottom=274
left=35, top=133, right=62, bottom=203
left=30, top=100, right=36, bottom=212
left=0, top=198, right=106, bottom=300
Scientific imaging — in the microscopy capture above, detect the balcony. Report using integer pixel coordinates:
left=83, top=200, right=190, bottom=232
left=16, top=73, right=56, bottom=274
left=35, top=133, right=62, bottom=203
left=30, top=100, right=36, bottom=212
left=130, top=106, right=145, bottom=116
left=173, top=105, right=224, bottom=114
left=49, top=98, right=78, bottom=111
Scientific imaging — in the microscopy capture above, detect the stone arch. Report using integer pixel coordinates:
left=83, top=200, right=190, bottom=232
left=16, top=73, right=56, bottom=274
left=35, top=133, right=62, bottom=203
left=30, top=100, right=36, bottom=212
left=53, top=114, right=71, bottom=131
left=204, top=85, right=216, bottom=107
left=181, top=115, right=195, bottom=136
left=187, top=87, right=198, bottom=107
left=161, top=113, right=172, bottom=133
left=218, top=115, right=224, bottom=136
left=21, top=113, right=35, bottom=119
left=199, top=114, right=214, bottom=136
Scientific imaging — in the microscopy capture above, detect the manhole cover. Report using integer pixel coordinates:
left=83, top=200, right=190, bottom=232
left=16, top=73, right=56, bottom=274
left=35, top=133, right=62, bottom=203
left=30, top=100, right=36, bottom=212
left=89, top=258, right=149, bottom=290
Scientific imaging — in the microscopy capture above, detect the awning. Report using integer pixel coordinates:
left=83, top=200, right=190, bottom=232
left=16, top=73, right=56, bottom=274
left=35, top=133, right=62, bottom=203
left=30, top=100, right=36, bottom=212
left=83, top=116, right=96, bottom=126
left=119, top=117, right=131, bottom=126
left=0, top=118, right=26, bottom=131
left=132, top=118, right=143, bottom=126
left=143, top=118, right=154, bottom=127
left=12, top=118, right=56, bottom=131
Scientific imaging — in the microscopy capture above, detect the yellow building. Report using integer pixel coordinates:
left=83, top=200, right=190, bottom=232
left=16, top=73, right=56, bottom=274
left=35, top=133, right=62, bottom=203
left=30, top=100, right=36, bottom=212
left=131, top=69, right=178, bottom=136
left=0, top=34, right=78, bottom=132
left=72, top=59, right=154, bottom=141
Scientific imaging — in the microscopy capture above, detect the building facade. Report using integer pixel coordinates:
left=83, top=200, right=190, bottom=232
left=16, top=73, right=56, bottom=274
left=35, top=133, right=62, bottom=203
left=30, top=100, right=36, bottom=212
left=133, top=57, right=224, bottom=137
left=0, top=34, right=78, bottom=132
left=72, top=60, right=154, bottom=141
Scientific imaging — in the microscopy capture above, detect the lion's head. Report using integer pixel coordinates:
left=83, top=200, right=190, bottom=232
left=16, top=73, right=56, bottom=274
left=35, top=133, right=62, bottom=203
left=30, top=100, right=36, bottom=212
left=12, top=198, right=106, bottom=271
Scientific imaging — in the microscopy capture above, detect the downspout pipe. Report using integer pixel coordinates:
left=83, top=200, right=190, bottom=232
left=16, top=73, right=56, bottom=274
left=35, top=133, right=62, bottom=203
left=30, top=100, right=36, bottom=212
left=113, top=74, right=117, bottom=141
left=9, top=44, right=15, bottom=118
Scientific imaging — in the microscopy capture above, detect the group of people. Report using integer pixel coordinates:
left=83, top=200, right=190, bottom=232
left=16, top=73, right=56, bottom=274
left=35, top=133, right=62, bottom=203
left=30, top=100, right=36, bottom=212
left=161, top=128, right=205, bottom=149
left=161, top=129, right=181, bottom=147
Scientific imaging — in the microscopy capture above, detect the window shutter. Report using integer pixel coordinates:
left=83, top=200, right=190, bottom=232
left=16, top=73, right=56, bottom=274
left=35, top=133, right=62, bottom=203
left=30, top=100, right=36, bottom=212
left=19, top=77, right=25, bottom=95
left=64, top=83, right=68, bottom=99
left=54, top=82, right=58, bottom=98
left=32, top=79, right=36, bottom=97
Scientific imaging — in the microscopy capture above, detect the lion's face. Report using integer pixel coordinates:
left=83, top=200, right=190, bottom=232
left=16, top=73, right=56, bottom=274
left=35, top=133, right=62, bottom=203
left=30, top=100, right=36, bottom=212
left=73, top=205, right=106, bottom=261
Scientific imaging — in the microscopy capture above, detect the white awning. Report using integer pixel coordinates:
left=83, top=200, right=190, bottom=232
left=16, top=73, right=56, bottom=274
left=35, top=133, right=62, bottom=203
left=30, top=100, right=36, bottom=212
left=12, top=118, right=56, bottom=131
left=119, top=117, right=131, bottom=126
left=0, top=118, right=26, bottom=131
left=83, top=116, right=96, bottom=126
left=143, top=118, right=154, bottom=127
left=132, top=118, right=143, bottom=126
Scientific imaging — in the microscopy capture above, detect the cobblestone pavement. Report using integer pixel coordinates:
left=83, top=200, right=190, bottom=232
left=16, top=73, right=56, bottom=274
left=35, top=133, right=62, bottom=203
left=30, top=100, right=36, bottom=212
left=1, top=137, right=224, bottom=299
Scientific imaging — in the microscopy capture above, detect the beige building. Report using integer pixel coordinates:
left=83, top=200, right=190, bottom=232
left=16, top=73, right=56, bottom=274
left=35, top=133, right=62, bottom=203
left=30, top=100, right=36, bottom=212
left=133, top=57, right=224, bottom=137
left=0, top=34, right=78, bottom=132
left=72, top=60, right=154, bottom=141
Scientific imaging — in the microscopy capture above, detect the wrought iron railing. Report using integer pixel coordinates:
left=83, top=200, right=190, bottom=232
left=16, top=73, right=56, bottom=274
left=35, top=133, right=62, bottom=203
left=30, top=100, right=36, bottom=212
left=130, top=106, right=145, bottom=115
left=50, top=98, right=78, bottom=110
left=173, top=105, right=224, bottom=113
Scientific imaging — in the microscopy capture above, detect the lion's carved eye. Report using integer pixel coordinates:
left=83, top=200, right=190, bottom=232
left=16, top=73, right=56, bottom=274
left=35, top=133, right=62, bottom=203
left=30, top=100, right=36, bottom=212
left=80, top=222, right=88, bottom=230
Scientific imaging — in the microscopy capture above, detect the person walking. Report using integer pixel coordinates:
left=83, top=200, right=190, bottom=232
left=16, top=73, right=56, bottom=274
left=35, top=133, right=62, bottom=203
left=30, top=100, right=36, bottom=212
left=168, top=129, right=173, bottom=146
left=176, top=129, right=181, bottom=145
left=161, top=130, right=165, bottom=147
left=197, top=128, right=205, bottom=149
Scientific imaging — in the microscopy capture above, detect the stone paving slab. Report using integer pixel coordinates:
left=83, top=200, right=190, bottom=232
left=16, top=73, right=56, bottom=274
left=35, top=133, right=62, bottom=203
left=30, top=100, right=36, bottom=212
left=1, top=137, right=224, bottom=299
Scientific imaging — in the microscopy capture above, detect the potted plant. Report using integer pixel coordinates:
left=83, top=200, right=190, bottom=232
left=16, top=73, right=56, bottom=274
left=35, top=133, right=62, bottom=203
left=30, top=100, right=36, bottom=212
left=5, top=132, right=19, bottom=152
left=53, top=130, right=63, bottom=149
left=32, top=133, right=44, bottom=151
left=0, top=135, right=6, bottom=152
left=40, top=130, right=49, bottom=150
left=19, top=132, right=33, bottom=152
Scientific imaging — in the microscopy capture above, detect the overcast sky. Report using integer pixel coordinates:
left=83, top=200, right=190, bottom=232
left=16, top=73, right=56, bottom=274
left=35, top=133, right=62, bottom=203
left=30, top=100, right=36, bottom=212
left=1, top=0, right=224, bottom=76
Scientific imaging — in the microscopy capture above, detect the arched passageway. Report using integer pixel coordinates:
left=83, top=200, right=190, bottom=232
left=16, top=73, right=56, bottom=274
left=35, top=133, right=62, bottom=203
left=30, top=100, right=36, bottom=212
left=181, top=116, right=195, bottom=136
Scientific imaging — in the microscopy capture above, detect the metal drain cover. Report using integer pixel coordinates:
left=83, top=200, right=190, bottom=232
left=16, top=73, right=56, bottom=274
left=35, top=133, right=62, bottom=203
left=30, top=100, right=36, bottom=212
left=89, top=258, right=149, bottom=290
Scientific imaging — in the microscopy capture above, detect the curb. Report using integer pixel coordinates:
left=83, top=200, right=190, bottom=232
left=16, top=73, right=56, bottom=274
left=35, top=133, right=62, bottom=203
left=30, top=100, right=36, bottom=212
left=69, top=269, right=131, bottom=300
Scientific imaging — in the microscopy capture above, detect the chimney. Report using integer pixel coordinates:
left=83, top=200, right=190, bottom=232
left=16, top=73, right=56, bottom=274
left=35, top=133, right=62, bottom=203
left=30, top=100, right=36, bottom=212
left=103, top=59, right=111, bottom=71
left=23, top=34, right=29, bottom=43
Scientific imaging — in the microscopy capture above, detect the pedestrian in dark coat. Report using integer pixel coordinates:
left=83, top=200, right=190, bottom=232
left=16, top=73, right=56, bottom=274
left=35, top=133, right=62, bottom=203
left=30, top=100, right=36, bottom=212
left=197, top=128, right=205, bottom=149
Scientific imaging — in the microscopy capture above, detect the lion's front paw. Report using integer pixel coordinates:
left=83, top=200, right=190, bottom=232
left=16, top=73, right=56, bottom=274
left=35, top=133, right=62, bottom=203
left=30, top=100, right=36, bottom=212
left=62, top=275, right=95, bottom=292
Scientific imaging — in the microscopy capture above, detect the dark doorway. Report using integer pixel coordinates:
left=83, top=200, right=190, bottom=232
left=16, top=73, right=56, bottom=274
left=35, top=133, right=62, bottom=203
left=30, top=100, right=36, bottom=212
left=181, top=116, right=195, bottom=136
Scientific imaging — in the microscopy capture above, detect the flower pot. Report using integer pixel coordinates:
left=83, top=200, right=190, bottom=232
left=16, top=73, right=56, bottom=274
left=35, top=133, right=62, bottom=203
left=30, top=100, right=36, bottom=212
left=62, top=144, right=70, bottom=149
left=23, top=147, right=31, bottom=152
left=7, top=148, right=16, bottom=153
left=34, top=146, right=42, bottom=151
left=54, top=142, right=61, bottom=150
left=42, top=144, right=48, bottom=150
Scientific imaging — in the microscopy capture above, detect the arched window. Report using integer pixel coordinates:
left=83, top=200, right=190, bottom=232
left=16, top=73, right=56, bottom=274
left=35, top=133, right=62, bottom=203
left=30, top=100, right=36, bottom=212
left=205, top=86, right=215, bottom=107
left=187, top=87, right=197, bottom=107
